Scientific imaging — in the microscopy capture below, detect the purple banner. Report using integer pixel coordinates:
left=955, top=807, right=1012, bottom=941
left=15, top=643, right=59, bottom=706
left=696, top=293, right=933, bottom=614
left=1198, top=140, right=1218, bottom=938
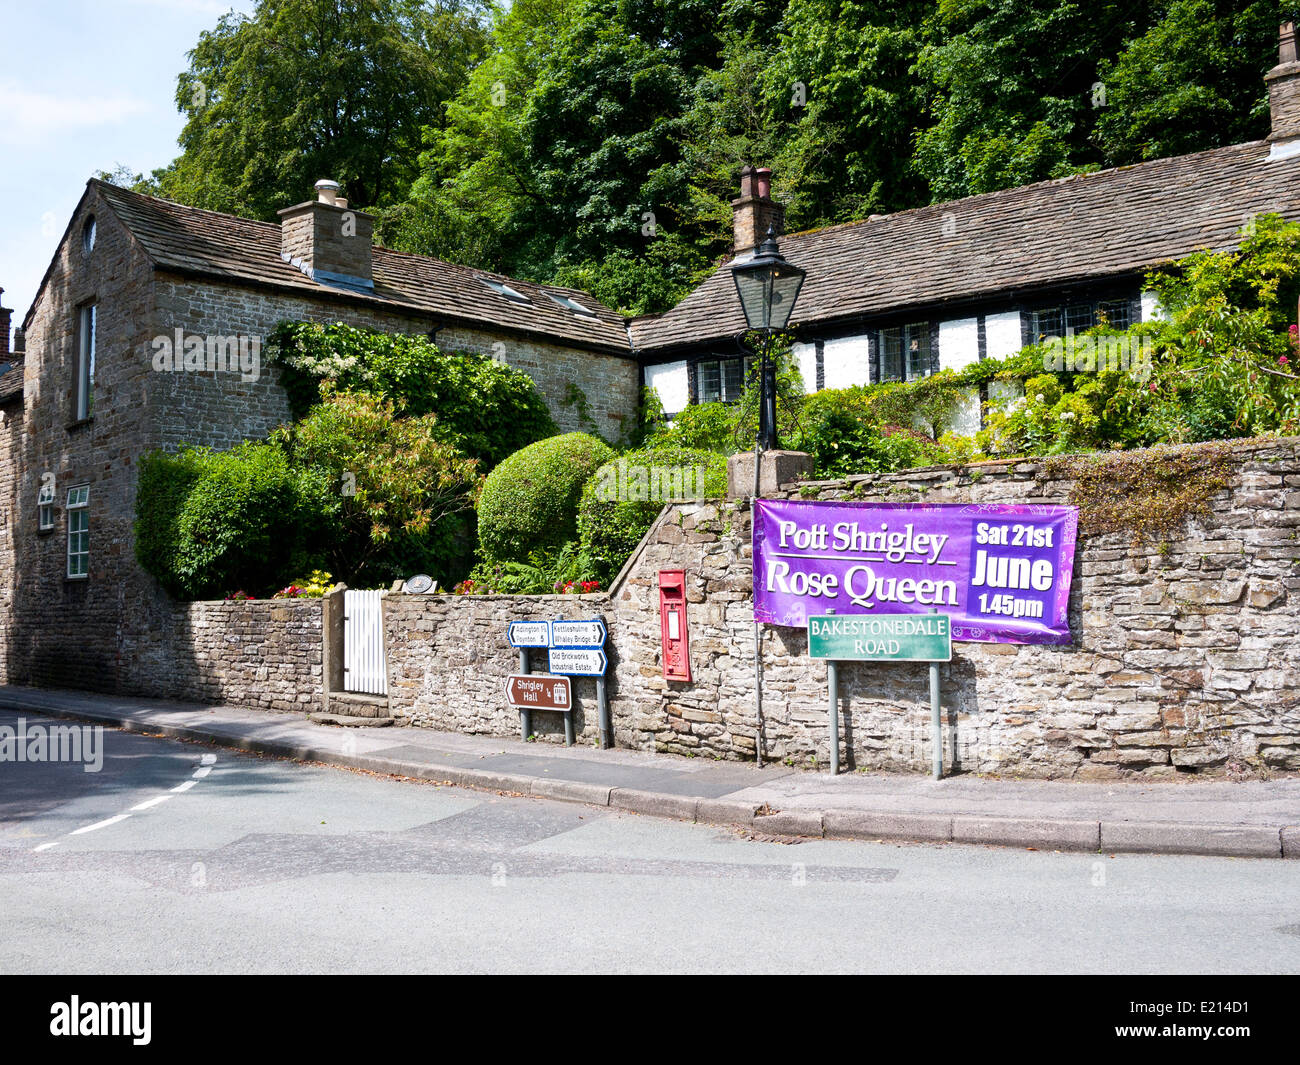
left=753, top=500, right=1078, bottom=645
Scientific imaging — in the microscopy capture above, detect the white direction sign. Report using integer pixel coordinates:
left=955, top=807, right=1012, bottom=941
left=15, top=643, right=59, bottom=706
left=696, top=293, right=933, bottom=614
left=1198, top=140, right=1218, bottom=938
left=548, top=647, right=608, bottom=676
left=507, top=620, right=551, bottom=648
left=551, top=619, right=606, bottom=648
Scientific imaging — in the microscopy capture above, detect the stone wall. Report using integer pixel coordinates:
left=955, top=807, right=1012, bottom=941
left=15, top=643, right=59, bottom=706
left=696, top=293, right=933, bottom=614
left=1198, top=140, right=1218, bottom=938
left=155, top=598, right=322, bottom=711
left=0, top=396, right=20, bottom=684
left=386, top=594, right=610, bottom=742
left=150, top=277, right=638, bottom=449
left=382, top=437, right=1300, bottom=779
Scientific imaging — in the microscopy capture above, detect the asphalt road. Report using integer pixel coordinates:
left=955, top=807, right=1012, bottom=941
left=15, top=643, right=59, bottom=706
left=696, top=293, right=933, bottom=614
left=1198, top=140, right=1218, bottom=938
left=1, top=709, right=1298, bottom=974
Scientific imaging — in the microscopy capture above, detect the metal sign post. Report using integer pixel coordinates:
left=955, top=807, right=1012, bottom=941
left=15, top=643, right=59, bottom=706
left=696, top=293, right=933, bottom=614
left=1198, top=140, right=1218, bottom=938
left=518, top=648, right=531, bottom=739
left=808, top=611, right=952, bottom=778
left=509, top=617, right=610, bottom=748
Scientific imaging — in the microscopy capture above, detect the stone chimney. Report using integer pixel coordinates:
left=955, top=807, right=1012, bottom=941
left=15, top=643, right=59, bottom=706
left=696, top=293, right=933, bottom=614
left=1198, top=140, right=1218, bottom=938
left=0, top=288, right=10, bottom=361
left=732, top=164, right=785, bottom=256
left=278, top=180, right=375, bottom=291
left=1267, top=22, right=1300, bottom=157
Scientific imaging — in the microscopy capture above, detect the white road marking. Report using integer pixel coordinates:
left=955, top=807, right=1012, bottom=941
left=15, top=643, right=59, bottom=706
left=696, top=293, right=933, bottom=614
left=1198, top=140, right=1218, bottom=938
left=32, top=754, right=219, bottom=851
left=70, top=814, right=130, bottom=835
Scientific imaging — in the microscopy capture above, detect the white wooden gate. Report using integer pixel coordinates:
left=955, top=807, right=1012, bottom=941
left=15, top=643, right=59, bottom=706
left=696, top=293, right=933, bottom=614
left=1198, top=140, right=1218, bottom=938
left=344, top=589, right=388, bottom=695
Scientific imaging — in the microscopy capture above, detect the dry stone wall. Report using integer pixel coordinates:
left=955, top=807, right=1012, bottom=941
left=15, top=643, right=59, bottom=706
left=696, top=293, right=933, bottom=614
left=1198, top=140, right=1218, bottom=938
left=383, top=437, right=1300, bottom=779
left=145, top=599, right=323, bottom=711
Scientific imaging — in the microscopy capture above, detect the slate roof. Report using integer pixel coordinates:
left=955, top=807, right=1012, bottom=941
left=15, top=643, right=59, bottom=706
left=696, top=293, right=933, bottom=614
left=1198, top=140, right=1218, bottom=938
left=630, top=140, right=1300, bottom=354
left=91, top=181, right=632, bottom=355
left=0, top=360, right=22, bottom=403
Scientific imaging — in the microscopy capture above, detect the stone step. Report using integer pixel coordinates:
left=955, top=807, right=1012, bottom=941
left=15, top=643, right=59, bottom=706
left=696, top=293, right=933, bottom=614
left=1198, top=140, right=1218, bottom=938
left=308, top=711, right=396, bottom=728
left=326, top=692, right=391, bottom=718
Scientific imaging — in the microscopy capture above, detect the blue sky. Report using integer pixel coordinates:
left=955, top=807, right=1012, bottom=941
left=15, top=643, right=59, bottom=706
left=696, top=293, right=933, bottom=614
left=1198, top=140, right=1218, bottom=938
left=1, top=0, right=258, bottom=328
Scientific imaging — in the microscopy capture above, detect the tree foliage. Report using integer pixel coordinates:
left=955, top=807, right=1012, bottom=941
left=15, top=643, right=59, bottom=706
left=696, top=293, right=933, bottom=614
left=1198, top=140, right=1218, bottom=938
left=135, top=0, right=1284, bottom=313
left=141, top=0, right=490, bottom=219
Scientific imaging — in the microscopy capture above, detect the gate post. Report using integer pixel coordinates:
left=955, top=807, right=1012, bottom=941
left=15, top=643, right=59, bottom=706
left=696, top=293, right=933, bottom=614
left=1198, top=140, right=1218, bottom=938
left=321, top=582, right=347, bottom=713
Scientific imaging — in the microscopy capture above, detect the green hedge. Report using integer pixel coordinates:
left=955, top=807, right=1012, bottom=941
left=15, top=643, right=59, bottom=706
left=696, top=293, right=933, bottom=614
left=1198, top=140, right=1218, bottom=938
left=577, top=446, right=727, bottom=583
left=477, top=433, right=614, bottom=564
left=135, top=444, right=330, bottom=599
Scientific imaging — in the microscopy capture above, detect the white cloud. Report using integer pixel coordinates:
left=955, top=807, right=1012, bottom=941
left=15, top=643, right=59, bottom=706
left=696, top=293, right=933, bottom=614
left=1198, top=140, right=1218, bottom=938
left=0, top=82, right=151, bottom=143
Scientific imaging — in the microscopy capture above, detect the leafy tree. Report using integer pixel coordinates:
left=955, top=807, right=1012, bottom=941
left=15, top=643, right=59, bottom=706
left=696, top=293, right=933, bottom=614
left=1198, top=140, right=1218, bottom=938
left=761, top=0, right=931, bottom=224
left=1093, top=0, right=1278, bottom=165
left=376, top=0, right=578, bottom=269
left=144, top=0, right=490, bottom=219
left=914, top=0, right=1155, bottom=201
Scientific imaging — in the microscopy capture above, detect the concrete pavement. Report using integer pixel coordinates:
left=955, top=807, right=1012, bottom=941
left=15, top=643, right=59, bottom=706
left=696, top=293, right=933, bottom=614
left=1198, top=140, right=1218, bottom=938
left=1, top=684, right=1297, bottom=859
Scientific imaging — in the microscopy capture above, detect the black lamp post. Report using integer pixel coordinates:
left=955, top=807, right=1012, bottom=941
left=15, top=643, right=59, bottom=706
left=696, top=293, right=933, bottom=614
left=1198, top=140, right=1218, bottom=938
left=731, top=226, right=804, bottom=771
left=730, top=227, right=805, bottom=452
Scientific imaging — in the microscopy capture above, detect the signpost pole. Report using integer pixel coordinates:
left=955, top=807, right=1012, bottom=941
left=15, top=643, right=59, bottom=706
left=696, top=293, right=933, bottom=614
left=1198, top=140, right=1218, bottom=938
left=929, top=608, right=942, bottom=781
left=596, top=675, right=610, bottom=750
left=825, top=608, right=839, bottom=776
left=518, top=648, right=532, bottom=740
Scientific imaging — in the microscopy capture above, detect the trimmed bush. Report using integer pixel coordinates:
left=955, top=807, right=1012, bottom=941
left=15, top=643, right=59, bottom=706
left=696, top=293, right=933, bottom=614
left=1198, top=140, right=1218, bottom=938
left=578, top=446, right=727, bottom=583
left=477, top=433, right=614, bottom=564
left=135, top=444, right=330, bottom=599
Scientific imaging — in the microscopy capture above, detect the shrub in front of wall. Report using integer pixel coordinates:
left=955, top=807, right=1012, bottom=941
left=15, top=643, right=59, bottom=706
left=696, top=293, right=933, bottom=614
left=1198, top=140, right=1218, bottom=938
left=643, top=400, right=738, bottom=454
left=477, top=432, right=615, bottom=565
left=135, top=443, right=329, bottom=600
left=267, top=321, right=557, bottom=470
left=577, top=446, right=727, bottom=584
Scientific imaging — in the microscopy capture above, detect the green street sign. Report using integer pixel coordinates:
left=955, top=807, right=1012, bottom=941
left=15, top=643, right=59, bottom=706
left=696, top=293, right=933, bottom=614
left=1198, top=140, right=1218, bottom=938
left=808, top=613, right=952, bottom=661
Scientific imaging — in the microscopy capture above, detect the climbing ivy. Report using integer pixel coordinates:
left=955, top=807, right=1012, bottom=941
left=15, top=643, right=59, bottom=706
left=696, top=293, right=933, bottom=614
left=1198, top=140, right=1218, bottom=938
left=1042, top=441, right=1235, bottom=545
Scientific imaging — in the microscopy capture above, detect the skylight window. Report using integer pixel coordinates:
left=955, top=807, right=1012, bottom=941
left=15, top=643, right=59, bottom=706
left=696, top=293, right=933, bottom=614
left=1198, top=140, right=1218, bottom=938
left=545, top=291, right=597, bottom=318
left=476, top=277, right=530, bottom=304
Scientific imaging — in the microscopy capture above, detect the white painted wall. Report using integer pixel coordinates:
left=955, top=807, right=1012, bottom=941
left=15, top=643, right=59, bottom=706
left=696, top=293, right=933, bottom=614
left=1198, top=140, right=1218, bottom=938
left=822, top=334, right=872, bottom=389
left=646, top=360, right=689, bottom=416
left=938, top=317, right=979, bottom=372
left=792, top=340, right=818, bottom=393
left=990, top=378, right=1025, bottom=411
left=1140, top=290, right=1165, bottom=322
left=948, top=385, right=982, bottom=436
left=984, top=311, right=1023, bottom=359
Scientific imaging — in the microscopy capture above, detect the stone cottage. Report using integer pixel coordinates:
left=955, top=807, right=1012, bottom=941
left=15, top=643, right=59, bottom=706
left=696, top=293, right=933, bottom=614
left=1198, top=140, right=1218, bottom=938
left=0, top=179, right=639, bottom=689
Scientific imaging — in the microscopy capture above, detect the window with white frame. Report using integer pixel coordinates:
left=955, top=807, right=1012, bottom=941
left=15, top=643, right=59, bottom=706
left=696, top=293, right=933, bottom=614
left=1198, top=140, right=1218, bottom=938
left=695, top=356, right=752, bottom=404
left=37, top=479, right=55, bottom=531
left=75, top=304, right=95, bottom=421
left=66, top=485, right=89, bottom=578
left=878, top=323, right=932, bottom=382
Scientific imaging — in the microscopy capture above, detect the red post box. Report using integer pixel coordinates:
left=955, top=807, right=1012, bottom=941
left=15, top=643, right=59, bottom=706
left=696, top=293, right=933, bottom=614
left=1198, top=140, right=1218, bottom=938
left=659, top=569, right=692, bottom=682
